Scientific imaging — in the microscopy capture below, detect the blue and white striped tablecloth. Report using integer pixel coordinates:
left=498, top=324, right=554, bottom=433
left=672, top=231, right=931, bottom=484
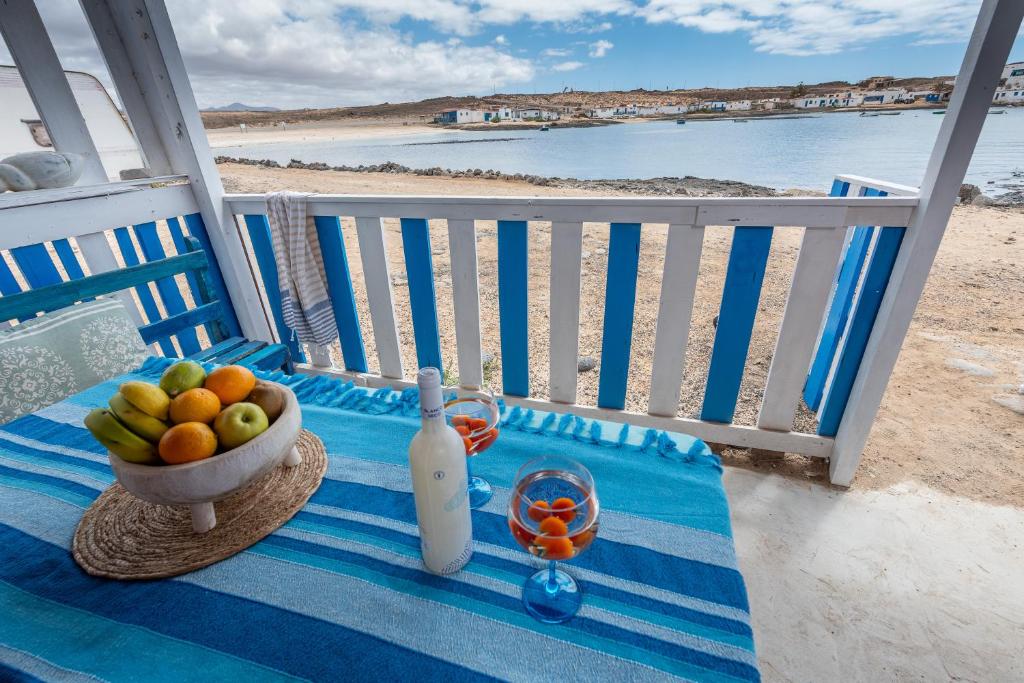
left=0, top=357, right=759, bottom=682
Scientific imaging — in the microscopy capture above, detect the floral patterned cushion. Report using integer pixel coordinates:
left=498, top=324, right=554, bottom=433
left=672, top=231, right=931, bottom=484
left=0, top=298, right=148, bottom=424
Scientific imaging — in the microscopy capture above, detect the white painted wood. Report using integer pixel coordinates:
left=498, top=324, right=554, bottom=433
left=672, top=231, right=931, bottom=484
left=308, top=343, right=334, bottom=369
left=548, top=221, right=583, bottom=403
left=108, top=386, right=301, bottom=533
left=0, top=175, right=187, bottom=210
left=293, top=364, right=834, bottom=458
left=225, top=195, right=917, bottom=229
left=648, top=224, right=704, bottom=416
left=79, top=0, right=173, bottom=175
left=80, top=1, right=275, bottom=342
left=834, top=175, right=919, bottom=197
left=0, top=184, right=198, bottom=250
left=830, top=0, right=1024, bottom=486
left=354, top=216, right=404, bottom=378
left=0, top=0, right=145, bottom=324
left=757, top=226, right=848, bottom=431
left=446, top=219, right=482, bottom=389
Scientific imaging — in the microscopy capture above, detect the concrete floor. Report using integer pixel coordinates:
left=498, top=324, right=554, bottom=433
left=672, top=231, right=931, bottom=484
left=725, top=470, right=1024, bottom=682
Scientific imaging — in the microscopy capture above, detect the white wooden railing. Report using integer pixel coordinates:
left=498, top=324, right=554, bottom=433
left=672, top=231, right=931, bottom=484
left=223, top=191, right=919, bottom=472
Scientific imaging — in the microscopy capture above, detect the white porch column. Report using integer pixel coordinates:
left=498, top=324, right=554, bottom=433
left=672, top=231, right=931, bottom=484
left=829, top=0, right=1024, bottom=486
left=79, top=0, right=276, bottom=343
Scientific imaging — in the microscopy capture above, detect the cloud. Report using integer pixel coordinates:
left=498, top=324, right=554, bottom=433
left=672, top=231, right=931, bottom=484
left=494, top=34, right=508, bottom=45
left=542, top=48, right=573, bottom=57
left=552, top=61, right=585, bottom=72
left=588, top=39, right=614, bottom=57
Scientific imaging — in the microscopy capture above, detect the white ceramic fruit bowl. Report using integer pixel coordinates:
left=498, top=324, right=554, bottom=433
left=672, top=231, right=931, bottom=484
left=108, top=385, right=302, bottom=533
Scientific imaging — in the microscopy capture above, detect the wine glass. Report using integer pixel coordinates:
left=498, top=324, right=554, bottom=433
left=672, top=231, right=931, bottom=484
left=507, top=455, right=599, bottom=623
left=444, top=389, right=500, bottom=509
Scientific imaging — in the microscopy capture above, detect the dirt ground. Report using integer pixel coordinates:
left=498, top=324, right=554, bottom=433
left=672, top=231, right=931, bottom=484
left=219, top=162, right=1024, bottom=506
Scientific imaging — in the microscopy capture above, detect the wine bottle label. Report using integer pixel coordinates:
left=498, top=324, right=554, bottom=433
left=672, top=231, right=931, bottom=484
left=421, top=403, right=443, bottom=421
left=443, top=482, right=468, bottom=512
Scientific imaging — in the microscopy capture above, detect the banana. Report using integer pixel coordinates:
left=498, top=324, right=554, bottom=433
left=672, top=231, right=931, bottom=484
left=84, top=408, right=160, bottom=464
left=109, top=393, right=169, bottom=443
left=119, top=381, right=170, bottom=421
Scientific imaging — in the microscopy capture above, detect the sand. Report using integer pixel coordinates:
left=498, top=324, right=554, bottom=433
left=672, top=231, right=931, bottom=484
left=218, top=162, right=1024, bottom=507
left=207, top=119, right=434, bottom=149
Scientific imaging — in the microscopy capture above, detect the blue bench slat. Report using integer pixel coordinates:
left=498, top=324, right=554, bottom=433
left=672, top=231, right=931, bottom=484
left=113, top=228, right=177, bottom=357
left=597, top=223, right=642, bottom=410
left=804, top=182, right=877, bottom=411
left=241, top=215, right=306, bottom=364
left=400, top=218, right=442, bottom=370
left=237, top=343, right=291, bottom=372
left=313, top=216, right=367, bottom=373
left=52, top=240, right=85, bottom=280
left=10, top=243, right=62, bottom=289
left=497, top=220, right=529, bottom=397
left=701, top=226, right=774, bottom=423
left=817, top=226, right=905, bottom=436
left=183, top=213, right=243, bottom=338
left=139, top=302, right=224, bottom=346
left=188, top=337, right=249, bottom=362
left=167, top=217, right=215, bottom=340
left=0, top=258, right=22, bottom=296
left=215, top=340, right=268, bottom=365
left=134, top=222, right=202, bottom=356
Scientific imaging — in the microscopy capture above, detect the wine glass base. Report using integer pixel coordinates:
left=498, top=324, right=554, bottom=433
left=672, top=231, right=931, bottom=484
left=467, top=476, right=493, bottom=509
left=522, top=566, right=582, bottom=623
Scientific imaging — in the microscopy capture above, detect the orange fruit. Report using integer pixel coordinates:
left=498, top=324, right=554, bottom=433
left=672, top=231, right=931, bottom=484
left=538, top=536, right=574, bottom=560
left=539, top=516, right=569, bottom=537
left=551, top=497, right=577, bottom=523
left=169, top=388, right=221, bottom=424
left=204, top=365, right=256, bottom=405
left=527, top=500, right=551, bottom=522
left=158, top=422, right=218, bottom=464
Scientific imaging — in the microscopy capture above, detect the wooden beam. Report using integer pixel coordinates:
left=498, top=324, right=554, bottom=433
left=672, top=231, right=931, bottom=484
left=829, top=0, right=1024, bottom=486
left=79, top=0, right=275, bottom=342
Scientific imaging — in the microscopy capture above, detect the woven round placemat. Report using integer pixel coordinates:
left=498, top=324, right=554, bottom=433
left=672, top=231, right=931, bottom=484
left=72, top=429, right=327, bottom=580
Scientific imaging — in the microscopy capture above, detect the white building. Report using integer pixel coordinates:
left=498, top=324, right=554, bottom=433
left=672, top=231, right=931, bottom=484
left=435, top=109, right=488, bottom=124
left=1000, top=61, right=1024, bottom=89
left=495, top=107, right=560, bottom=121
left=993, top=87, right=1024, bottom=103
left=724, top=100, right=751, bottom=111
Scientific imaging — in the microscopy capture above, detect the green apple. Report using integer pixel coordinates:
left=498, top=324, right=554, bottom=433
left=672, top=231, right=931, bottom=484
left=159, top=361, right=206, bottom=398
left=213, top=402, right=269, bottom=449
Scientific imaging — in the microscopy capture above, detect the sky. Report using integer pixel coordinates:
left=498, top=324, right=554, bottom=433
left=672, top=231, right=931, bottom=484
left=2, top=1, right=1022, bottom=109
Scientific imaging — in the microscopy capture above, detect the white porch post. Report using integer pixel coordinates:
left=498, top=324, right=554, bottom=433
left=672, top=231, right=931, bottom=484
left=829, top=0, right=1024, bottom=485
left=79, top=0, right=276, bottom=342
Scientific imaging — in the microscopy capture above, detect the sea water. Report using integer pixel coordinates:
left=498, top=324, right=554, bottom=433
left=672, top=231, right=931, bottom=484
left=219, top=108, right=1024, bottom=194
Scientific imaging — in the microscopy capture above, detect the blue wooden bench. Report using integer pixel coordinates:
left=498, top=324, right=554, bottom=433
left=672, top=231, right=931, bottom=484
left=0, top=237, right=292, bottom=373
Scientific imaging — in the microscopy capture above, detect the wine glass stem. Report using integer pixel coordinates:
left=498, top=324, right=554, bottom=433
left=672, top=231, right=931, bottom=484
left=546, top=560, right=558, bottom=594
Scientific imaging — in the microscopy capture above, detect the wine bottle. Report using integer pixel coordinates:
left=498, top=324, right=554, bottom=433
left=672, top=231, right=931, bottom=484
left=408, top=367, right=473, bottom=574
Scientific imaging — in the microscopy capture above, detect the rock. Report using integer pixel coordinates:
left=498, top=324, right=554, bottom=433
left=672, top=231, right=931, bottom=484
left=958, top=184, right=982, bottom=205
left=391, top=276, right=407, bottom=287
left=577, top=356, right=597, bottom=372
left=713, top=315, right=719, bottom=329
left=945, top=358, right=995, bottom=377
left=581, top=250, right=592, bottom=259
left=992, top=394, right=1024, bottom=415
left=595, top=247, right=607, bottom=255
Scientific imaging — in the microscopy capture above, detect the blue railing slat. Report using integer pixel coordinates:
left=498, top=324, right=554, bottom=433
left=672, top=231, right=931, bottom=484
left=241, top=215, right=306, bottom=364
left=804, top=186, right=883, bottom=411
left=400, top=218, right=443, bottom=370
left=134, top=222, right=202, bottom=356
left=0, top=258, right=22, bottom=296
left=817, top=226, right=905, bottom=436
left=182, top=213, right=243, bottom=338
left=313, top=215, right=367, bottom=373
left=139, top=302, right=224, bottom=346
left=52, top=240, right=85, bottom=280
left=10, top=244, right=62, bottom=289
left=597, top=223, right=642, bottom=410
left=113, top=227, right=177, bottom=356
left=701, top=226, right=774, bottom=423
left=497, top=220, right=529, bottom=396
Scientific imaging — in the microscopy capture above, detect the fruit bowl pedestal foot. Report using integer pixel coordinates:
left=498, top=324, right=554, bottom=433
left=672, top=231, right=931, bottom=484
left=284, top=446, right=302, bottom=467
left=190, top=502, right=216, bottom=533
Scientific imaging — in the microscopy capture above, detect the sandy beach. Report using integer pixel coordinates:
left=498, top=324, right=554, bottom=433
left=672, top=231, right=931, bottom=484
left=207, top=118, right=434, bottom=149
left=218, top=161, right=1023, bottom=507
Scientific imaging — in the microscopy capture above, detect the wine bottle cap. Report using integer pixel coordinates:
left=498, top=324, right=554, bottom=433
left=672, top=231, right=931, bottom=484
left=417, top=367, right=442, bottom=390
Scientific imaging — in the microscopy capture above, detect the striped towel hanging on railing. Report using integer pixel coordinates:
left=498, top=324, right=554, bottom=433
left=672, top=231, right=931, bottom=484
left=265, top=191, right=339, bottom=346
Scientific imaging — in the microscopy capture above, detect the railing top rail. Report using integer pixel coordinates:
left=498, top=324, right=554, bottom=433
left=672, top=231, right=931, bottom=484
left=833, top=174, right=920, bottom=197
left=0, top=175, right=190, bottom=212
left=224, top=193, right=919, bottom=228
